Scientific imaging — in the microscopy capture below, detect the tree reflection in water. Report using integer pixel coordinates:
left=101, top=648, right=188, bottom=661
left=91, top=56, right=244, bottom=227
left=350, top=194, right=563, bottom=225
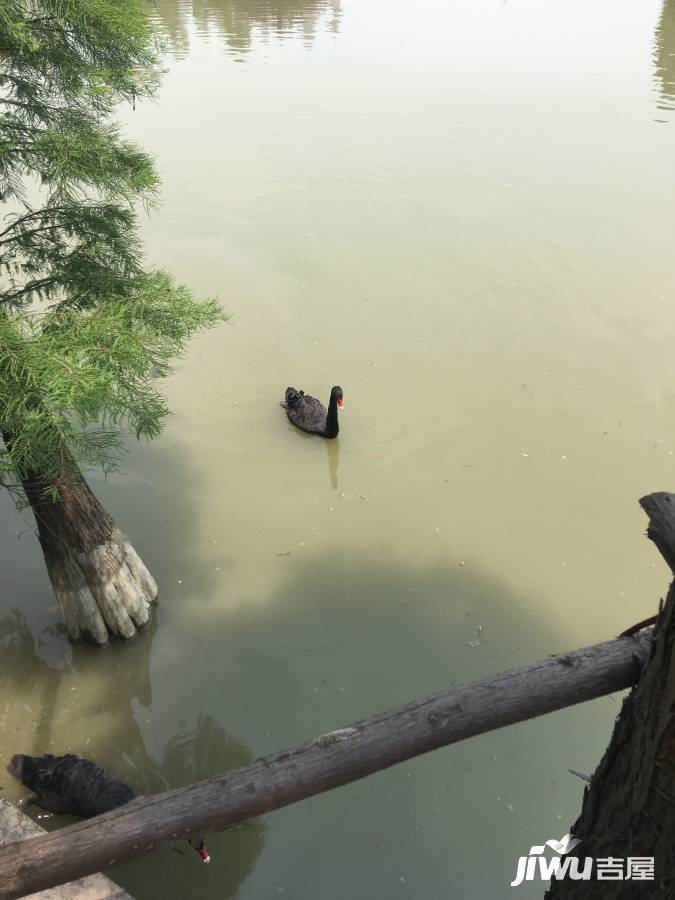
left=151, top=0, right=341, bottom=56
left=654, top=0, right=675, bottom=116
left=0, top=610, right=265, bottom=897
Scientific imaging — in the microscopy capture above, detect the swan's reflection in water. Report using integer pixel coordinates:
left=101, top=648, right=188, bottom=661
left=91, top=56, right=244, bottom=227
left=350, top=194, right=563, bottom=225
left=325, top=438, right=339, bottom=490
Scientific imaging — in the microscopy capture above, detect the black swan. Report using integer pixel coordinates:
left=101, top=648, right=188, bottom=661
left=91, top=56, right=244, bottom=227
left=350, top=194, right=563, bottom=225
left=280, top=385, right=343, bottom=438
left=7, top=753, right=210, bottom=863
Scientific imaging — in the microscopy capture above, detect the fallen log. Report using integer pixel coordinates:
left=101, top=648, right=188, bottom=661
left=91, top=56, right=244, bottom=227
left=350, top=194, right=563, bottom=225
left=0, top=628, right=652, bottom=899
left=0, top=800, right=132, bottom=899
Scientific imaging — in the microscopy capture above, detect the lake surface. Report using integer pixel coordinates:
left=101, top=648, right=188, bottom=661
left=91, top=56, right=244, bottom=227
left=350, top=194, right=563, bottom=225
left=2, top=1, right=675, bottom=896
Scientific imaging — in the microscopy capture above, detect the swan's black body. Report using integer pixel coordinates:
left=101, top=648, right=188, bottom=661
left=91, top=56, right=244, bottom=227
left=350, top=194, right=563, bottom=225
left=7, top=753, right=134, bottom=817
left=7, top=753, right=210, bottom=862
left=281, top=385, right=343, bottom=439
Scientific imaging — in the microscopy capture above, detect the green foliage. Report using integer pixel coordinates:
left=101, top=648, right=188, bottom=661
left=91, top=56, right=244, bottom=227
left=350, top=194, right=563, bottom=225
left=0, top=275, right=222, bottom=480
left=0, top=0, right=160, bottom=206
left=0, top=0, right=225, bottom=482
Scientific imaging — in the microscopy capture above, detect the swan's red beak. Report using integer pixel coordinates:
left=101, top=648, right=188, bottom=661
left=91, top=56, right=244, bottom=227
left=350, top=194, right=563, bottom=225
left=197, top=847, right=210, bottom=864
left=337, top=399, right=344, bottom=410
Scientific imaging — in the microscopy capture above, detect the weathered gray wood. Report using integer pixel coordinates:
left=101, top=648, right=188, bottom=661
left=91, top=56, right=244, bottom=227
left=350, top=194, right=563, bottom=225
left=0, top=800, right=132, bottom=899
left=640, top=491, right=675, bottom=575
left=0, top=630, right=652, bottom=900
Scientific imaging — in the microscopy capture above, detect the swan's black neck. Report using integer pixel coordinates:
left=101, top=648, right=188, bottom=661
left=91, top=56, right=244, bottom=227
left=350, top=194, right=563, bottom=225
left=324, top=393, right=339, bottom=438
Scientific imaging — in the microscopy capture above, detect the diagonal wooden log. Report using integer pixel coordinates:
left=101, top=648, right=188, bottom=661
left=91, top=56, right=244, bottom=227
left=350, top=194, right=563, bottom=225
left=546, top=491, right=675, bottom=898
left=0, top=800, right=131, bottom=899
left=0, top=629, right=652, bottom=900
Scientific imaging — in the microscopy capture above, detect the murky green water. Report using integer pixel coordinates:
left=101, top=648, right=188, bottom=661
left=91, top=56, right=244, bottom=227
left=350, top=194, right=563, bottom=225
left=2, top=0, right=675, bottom=896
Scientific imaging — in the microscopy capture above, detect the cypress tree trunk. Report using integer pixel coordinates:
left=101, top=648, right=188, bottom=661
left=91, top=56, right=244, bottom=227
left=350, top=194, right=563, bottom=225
left=3, top=435, right=157, bottom=644
left=546, top=492, right=675, bottom=898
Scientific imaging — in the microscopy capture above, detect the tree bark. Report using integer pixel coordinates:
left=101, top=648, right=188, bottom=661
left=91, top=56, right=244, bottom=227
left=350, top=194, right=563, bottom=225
left=546, top=491, right=675, bottom=898
left=2, top=434, right=157, bottom=644
left=0, top=629, right=652, bottom=899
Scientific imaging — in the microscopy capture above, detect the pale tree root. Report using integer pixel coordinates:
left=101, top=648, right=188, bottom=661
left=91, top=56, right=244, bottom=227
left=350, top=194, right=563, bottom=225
left=45, top=530, right=158, bottom=644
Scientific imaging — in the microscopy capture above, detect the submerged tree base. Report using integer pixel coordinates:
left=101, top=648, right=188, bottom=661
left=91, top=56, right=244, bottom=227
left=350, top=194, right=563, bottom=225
left=47, top=526, right=157, bottom=644
left=16, top=455, right=157, bottom=644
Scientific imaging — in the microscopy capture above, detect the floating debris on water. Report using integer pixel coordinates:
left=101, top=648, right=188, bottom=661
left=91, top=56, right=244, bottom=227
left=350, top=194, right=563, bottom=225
left=462, top=625, right=483, bottom=648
